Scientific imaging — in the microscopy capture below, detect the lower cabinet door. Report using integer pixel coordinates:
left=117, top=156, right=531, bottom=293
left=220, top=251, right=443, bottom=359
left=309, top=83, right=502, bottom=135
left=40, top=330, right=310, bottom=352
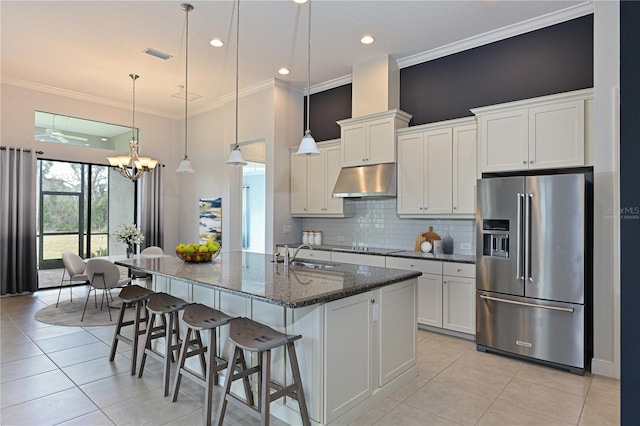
left=324, top=291, right=374, bottom=422
left=417, top=274, right=443, bottom=328
left=442, top=276, right=476, bottom=335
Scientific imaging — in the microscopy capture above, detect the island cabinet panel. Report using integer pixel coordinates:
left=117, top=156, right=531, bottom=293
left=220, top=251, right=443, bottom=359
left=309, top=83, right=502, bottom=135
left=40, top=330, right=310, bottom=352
left=379, top=279, right=417, bottom=386
left=324, top=290, right=375, bottom=423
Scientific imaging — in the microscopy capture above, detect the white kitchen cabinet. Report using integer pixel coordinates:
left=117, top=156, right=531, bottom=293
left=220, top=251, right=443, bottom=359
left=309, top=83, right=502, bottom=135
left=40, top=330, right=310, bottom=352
left=290, top=140, right=353, bottom=217
left=397, top=117, right=476, bottom=218
left=338, top=109, right=411, bottom=167
left=324, top=279, right=417, bottom=423
left=442, top=262, right=476, bottom=335
left=472, top=88, right=593, bottom=173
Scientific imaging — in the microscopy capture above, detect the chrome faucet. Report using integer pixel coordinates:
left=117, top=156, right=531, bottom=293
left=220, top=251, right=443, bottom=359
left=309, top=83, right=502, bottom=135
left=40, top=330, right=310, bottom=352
left=289, top=244, right=313, bottom=264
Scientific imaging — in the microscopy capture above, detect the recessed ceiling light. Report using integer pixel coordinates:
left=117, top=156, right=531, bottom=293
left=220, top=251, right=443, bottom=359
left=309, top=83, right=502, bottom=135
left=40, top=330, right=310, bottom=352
left=210, top=39, right=224, bottom=47
left=361, top=35, right=375, bottom=45
left=293, top=0, right=308, bottom=4
left=278, top=68, right=290, bottom=75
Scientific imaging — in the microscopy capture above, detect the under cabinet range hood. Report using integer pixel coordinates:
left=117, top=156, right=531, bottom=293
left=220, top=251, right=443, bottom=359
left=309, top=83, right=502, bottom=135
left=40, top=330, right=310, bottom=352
left=332, top=163, right=396, bottom=198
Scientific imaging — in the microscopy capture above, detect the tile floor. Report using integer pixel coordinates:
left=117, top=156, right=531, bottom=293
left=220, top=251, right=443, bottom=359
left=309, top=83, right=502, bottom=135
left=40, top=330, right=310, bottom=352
left=1, top=282, right=620, bottom=426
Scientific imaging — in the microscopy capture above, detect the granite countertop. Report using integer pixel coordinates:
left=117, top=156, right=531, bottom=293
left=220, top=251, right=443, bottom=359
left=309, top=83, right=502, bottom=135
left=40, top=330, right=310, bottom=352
left=116, top=252, right=421, bottom=309
left=278, top=243, right=476, bottom=264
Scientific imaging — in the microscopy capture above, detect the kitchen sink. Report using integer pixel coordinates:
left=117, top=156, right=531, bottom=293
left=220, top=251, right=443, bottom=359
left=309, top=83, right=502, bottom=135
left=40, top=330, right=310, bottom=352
left=290, top=260, right=337, bottom=269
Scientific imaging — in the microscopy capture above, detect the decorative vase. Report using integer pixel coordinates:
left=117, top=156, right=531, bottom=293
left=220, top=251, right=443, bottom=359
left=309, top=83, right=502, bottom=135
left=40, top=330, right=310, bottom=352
left=126, top=245, right=134, bottom=259
left=442, top=232, right=454, bottom=255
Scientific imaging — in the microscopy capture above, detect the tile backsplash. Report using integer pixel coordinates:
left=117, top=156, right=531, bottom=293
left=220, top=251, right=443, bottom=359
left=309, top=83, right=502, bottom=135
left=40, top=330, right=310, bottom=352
left=301, top=198, right=476, bottom=255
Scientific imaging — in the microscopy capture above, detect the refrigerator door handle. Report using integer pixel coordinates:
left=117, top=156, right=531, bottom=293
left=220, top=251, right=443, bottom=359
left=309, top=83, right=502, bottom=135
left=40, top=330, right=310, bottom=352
left=516, top=193, right=524, bottom=280
left=525, top=193, right=533, bottom=283
left=480, top=294, right=575, bottom=313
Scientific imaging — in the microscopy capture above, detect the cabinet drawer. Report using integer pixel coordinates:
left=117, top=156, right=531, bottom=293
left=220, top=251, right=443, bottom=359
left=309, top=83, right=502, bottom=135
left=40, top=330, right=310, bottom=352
left=386, top=257, right=442, bottom=275
left=291, top=249, right=331, bottom=262
left=443, top=262, right=476, bottom=278
left=331, top=252, right=385, bottom=267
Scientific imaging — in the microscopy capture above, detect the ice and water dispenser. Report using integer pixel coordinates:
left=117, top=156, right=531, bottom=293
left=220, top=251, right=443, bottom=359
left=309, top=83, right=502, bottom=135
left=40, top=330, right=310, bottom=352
left=482, top=219, right=510, bottom=258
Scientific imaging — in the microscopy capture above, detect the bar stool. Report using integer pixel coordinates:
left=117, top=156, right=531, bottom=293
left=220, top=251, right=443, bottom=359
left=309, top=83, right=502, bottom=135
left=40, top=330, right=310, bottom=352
left=215, top=317, right=310, bottom=426
left=171, top=304, right=251, bottom=426
left=109, top=285, right=155, bottom=375
left=137, top=292, right=190, bottom=396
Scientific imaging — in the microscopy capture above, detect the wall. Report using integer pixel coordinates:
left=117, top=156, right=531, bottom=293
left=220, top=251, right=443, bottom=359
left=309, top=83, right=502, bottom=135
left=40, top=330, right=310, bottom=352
left=302, top=199, right=474, bottom=254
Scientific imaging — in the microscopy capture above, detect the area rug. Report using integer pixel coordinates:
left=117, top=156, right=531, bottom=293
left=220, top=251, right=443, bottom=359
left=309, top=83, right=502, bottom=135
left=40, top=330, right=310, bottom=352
left=35, top=291, right=136, bottom=327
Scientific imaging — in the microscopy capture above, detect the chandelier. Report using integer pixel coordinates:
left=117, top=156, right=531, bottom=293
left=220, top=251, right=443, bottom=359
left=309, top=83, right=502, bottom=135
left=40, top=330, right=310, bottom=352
left=107, top=74, right=158, bottom=181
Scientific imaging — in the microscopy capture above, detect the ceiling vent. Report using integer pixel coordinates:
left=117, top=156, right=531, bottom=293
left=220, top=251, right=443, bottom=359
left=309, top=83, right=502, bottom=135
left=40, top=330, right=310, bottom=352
left=143, top=47, right=173, bottom=60
left=171, top=89, right=202, bottom=101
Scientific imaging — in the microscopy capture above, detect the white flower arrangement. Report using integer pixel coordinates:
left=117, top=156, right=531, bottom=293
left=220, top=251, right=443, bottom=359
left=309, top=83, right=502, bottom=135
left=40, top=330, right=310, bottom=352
left=115, top=223, right=144, bottom=246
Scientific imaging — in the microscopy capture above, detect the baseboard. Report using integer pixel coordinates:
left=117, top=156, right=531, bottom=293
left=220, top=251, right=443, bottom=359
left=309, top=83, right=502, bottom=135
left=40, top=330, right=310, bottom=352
left=591, top=358, right=618, bottom=378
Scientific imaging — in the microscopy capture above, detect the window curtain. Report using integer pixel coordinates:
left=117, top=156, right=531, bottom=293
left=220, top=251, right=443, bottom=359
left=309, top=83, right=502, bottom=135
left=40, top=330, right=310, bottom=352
left=0, top=147, right=38, bottom=295
left=138, top=164, right=164, bottom=250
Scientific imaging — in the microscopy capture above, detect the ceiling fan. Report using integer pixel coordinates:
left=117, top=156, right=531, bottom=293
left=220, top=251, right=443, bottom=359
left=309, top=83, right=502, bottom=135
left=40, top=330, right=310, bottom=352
left=41, top=128, right=88, bottom=143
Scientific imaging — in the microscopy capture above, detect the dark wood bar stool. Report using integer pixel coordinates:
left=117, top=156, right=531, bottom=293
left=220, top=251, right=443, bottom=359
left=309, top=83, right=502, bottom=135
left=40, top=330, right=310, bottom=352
left=171, top=303, right=251, bottom=426
left=109, top=284, right=155, bottom=375
left=137, top=292, right=190, bottom=396
left=215, top=317, right=310, bottom=426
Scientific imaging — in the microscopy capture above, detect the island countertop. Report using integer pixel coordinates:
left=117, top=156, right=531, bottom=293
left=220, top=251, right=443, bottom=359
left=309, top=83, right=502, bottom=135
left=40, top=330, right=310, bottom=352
left=116, top=251, right=421, bottom=308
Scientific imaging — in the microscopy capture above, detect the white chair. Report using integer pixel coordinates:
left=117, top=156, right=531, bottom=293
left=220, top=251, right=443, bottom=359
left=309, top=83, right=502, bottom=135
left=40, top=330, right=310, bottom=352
left=82, top=259, right=131, bottom=322
left=132, top=246, right=164, bottom=281
left=56, top=252, right=89, bottom=307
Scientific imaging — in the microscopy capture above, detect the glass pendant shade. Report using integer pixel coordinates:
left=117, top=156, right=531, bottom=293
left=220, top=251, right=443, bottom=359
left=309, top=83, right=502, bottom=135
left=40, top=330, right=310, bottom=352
left=296, top=130, right=320, bottom=156
left=176, top=158, right=195, bottom=173
left=226, top=147, right=247, bottom=166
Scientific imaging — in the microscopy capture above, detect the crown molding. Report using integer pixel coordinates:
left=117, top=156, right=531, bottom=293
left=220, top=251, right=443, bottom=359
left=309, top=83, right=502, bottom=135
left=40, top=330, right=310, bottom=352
left=307, top=74, right=353, bottom=95
left=0, top=75, right=175, bottom=119
left=397, top=1, right=594, bottom=69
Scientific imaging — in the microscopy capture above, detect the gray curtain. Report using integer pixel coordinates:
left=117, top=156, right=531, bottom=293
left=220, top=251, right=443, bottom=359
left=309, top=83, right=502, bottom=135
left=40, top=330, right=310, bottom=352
left=139, top=164, right=164, bottom=250
left=1, top=147, right=38, bottom=295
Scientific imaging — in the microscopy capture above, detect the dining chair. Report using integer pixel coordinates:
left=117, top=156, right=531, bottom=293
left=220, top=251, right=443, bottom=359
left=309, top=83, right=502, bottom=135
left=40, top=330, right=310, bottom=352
left=56, top=252, right=89, bottom=307
left=82, top=258, right=131, bottom=322
left=132, top=246, right=164, bottom=281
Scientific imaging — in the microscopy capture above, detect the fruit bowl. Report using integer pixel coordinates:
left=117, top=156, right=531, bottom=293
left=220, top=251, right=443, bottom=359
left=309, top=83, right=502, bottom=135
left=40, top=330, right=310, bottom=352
left=176, top=249, right=220, bottom=263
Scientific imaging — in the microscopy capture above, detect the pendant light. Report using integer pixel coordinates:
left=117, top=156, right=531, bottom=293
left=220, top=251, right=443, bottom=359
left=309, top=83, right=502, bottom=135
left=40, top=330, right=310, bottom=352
left=296, top=0, right=320, bottom=156
left=107, top=74, right=159, bottom=181
left=176, top=3, right=195, bottom=173
left=226, top=0, right=247, bottom=166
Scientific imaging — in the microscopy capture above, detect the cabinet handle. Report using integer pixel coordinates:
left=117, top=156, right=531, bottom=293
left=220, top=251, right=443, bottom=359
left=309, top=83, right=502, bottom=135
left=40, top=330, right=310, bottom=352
left=410, top=264, right=414, bottom=267
left=530, top=160, right=534, bottom=164
left=457, top=268, right=462, bottom=272
left=443, top=281, right=447, bottom=284
left=370, top=299, right=375, bottom=304
left=453, top=206, right=457, bottom=210
left=522, top=160, right=527, bottom=164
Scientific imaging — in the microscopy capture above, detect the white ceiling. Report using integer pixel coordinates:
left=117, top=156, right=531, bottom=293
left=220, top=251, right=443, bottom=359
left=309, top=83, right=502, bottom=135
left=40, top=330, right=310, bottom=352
left=1, top=0, right=591, bottom=119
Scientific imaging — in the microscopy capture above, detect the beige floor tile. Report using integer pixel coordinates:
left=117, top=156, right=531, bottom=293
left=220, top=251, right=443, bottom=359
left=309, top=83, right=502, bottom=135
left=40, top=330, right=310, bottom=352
left=101, top=387, right=203, bottom=425
left=0, top=387, right=98, bottom=426
left=0, top=328, right=31, bottom=346
left=81, top=370, right=163, bottom=408
left=0, top=354, right=58, bottom=383
left=62, top=353, right=132, bottom=386
left=578, top=396, right=620, bottom=426
left=24, top=324, right=85, bottom=341
left=47, top=341, right=112, bottom=368
left=388, top=375, right=429, bottom=402
left=403, top=380, right=493, bottom=425
left=350, top=397, right=401, bottom=425
left=497, top=379, right=585, bottom=424
left=433, top=361, right=512, bottom=400
left=57, top=410, right=116, bottom=426
left=36, top=330, right=101, bottom=353
left=1, top=369, right=76, bottom=409
left=515, top=362, right=592, bottom=397
left=375, top=402, right=460, bottom=425
left=0, top=340, right=43, bottom=364
left=477, top=400, right=573, bottom=425
left=416, top=344, right=466, bottom=380
left=454, top=349, right=524, bottom=378
left=587, top=374, right=620, bottom=404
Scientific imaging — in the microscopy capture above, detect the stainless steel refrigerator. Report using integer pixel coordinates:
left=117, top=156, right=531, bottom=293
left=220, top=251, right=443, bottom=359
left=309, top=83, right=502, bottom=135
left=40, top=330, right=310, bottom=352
left=476, top=171, right=592, bottom=375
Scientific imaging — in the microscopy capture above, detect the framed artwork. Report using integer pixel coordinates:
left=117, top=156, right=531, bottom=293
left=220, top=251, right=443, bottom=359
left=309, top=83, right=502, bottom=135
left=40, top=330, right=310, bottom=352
left=199, top=198, right=221, bottom=244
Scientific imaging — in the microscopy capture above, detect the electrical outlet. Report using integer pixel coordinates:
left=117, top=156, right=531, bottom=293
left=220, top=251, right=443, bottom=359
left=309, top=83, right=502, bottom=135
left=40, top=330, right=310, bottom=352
left=283, top=225, right=291, bottom=234
left=460, top=242, right=472, bottom=250
left=337, top=235, right=345, bottom=242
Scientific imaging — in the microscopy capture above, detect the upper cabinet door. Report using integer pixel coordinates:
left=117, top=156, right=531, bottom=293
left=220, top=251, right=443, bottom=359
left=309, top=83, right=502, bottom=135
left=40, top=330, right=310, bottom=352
left=453, top=124, right=478, bottom=214
left=424, top=128, right=453, bottom=214
left=366, top=118, right=396, bottom=165
left=479, top=109, right=529, bottom=173
left=397, top=133, right=425, bottom=215
left=528, top=100, right=584, bottom=170
left=306, top=152, right=327, bottom=214
left=341, top=124, right=367, bottom=167
left=324, top=145, right=344, bottom=214
left=290, top=153, right=307, bottom=214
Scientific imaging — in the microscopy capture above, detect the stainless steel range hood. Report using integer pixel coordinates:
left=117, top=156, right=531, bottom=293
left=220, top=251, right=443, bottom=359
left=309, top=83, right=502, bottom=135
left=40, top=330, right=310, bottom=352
left=332, top=163, right=396, bottom=198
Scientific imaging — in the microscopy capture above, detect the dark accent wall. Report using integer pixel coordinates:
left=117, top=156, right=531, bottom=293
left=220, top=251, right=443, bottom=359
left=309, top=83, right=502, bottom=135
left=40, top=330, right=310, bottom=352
left=305, top=84, right=352, bottom=142
left=620, top=1, right=640, bottom=423
left=307, top=15, right=593, bottom=139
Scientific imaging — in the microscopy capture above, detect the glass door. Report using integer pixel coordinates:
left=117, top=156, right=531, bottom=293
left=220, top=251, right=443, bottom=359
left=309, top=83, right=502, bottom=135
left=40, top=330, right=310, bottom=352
left=37, top=159, right=134, bottom=269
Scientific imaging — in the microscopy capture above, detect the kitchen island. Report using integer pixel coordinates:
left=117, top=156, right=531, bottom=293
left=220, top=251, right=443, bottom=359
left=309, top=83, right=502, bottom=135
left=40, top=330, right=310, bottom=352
left=116, top=252, right=421, bottom=425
